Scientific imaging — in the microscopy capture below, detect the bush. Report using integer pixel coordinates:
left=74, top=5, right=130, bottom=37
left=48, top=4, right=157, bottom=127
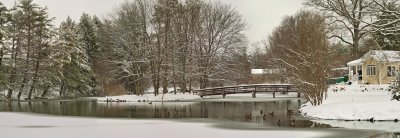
left=393, top=92, right=400, bottom=101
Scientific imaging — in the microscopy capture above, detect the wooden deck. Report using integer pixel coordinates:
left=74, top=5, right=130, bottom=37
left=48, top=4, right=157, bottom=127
left=193, top=84, right=300, bottom=98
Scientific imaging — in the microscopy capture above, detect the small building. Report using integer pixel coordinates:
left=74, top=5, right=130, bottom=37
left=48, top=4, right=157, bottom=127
left=347, top=50, right=400, bottom=84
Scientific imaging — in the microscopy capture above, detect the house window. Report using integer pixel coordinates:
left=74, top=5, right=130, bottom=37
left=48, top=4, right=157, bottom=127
left=367, top=65, right=376, bottom=76
left=387, top=66, right=396, bottom=77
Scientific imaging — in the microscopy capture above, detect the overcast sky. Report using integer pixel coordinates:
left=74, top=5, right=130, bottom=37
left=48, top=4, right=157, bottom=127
left=2, top=0, right=303, bottom=51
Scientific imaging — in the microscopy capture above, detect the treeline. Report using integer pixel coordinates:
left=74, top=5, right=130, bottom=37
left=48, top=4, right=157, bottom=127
left=101, top=0, right=248, bottom=96
left=0, top=0, right=249, bottom=100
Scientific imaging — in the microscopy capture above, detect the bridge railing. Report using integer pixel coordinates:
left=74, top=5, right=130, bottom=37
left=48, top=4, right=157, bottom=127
left=194, top=84, right=300, bottom=98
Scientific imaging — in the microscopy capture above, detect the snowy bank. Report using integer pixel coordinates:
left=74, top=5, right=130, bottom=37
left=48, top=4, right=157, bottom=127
left=300, top=84, right=400, bottom=120
left=313, top=120, right=400, bottom=132
left=97, top=93, right=201, bottom=102
left=0, top=112, right=331, bottom=138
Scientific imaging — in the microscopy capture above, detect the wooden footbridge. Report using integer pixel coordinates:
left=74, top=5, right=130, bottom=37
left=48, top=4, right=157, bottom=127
left=194, top=84, right=301, bottom=98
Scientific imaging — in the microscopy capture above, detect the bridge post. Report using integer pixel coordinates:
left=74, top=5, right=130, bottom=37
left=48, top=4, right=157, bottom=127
left=223, top=88, right=226, bottom=99
left=252, top=92, right=256, bottom=98
left=273, top=92, right=275, bottom=98
left=297, top=93, right=300, bottom=98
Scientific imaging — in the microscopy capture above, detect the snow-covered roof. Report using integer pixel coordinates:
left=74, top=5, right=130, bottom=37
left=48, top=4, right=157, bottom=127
left=347, top=59, right=363, bottom=66
left=366, top=50, right=400, bottom=62
left=251, top=69, right=264, bottom=75
left=332, top=67, right=349, bottom=71
left=347, top=50, right=400, bottom=66
left=251, top=69, right=282, bottom=75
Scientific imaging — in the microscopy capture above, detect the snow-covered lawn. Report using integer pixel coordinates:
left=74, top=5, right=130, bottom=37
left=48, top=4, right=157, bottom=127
left=0, top=112, right=330, bottom=138
left=300, top=83, right=400, bottom=120
left=97, top=93, right=201, bottom=102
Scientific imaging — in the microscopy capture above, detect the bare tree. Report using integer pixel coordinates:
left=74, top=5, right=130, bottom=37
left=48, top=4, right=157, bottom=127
left=371, top=0, right=400, bottom=35
left=195, top=1, right=247, bottom=88
left=101, top=0, right=154, bottom=95
left=268, top=11, right=331, bottom=106
left=306, top=0, right=375, bottom=59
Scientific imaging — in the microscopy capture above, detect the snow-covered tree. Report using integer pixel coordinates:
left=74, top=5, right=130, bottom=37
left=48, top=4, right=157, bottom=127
left=268, top=11, right=331, bottom=106
left=195, top=1, right=247, bottom=88
left=101, top=0, right=154, bottom=95
left=0, top=2, right=9, bottom=86
left=1, top=0, right=55, bottom=100
left=54, top=17, right=91, bottom=97
left=305, top=0, right=376, bottom=59
left=371, top=0, right=400, bottom=50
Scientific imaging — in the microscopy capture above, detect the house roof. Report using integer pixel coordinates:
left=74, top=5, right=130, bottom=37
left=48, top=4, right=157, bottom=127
left=251, top=69, right=264, bottom=75
left=251, top=69, right=283, bottom=75
left=347, top=59, right=363, bottom=66
left=366, top=50, right=400, bottom=62
left=347, top=50, right=400, bottom=66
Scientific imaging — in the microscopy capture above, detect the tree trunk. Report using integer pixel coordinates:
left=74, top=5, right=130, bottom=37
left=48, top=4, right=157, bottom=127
left=0, top=47, right=3, bottom=68
left=6, top=38, right=18, bottom=100
left=17, top=77, right=27, bottom=100
left=28, top=60, right=40, bottom=100
left=41, top=85, right=50, bottom=97
left=162, top=69, right=168, bottom=94
left=59, top=81, right=65, bottom=97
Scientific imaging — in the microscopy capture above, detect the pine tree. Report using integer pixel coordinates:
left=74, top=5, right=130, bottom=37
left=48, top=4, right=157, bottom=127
left=0, top=2, right=9, bottom=85
left=55, top=17, right=91, bottom=97
left=78, top=13, right=100, bottom=96
left=4, top=0, right=54, bottom=100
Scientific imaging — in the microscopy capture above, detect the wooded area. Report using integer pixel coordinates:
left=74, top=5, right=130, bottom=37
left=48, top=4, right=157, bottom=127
left=0, top=0, right=400, bottom=105
left=0, top=0, right=249, bottom=100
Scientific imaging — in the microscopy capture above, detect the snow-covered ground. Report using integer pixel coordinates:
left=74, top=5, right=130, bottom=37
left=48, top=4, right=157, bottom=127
left=97, top=91, right=300, bottom=102
left=300, top=83, right=400, bottom=121
left=313, top=120, right=400, bottom=132
left=0, top=112, right=331, bottom=138
left=0, top=90, right=61, bottom=100
left=97, top=93, right=201, bottom=102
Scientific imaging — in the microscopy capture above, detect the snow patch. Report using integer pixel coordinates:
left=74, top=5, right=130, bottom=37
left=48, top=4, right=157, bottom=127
left=97, top=93, right=201, bottom=102
left=300, top=84, right=400, bottom=120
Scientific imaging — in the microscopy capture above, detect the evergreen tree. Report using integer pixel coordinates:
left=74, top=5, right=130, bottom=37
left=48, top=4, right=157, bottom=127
left=4, top=0, right=54, bottom=100
left=55, top=17, right=91, bottom=97
left=78, top=13, right=100, bottom=96
left=0, top=2, right=9, bottom=85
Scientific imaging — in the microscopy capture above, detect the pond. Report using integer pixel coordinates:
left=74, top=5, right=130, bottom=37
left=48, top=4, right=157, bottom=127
left=0, top=99, right=398, bottom=137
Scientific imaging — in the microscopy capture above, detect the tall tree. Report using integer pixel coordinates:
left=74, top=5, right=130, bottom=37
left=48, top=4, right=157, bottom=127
left=0, top=2, right=8, bottom=70
left=268, top=11, right=331, bottom=106
left=195, top=1, right=247, bottom=88
left=153, top=0, right=181, bottom=94
left=78, top=13, right=101, bottom=95
left=101, top=0, right=154, bottom=95
left=306, top=0, right=375, bottom=59
left=372, top=0, right=400, bottom=50
left=5, top=0, right=54, bottom=100
left=55, top=17, right=91, bottom=97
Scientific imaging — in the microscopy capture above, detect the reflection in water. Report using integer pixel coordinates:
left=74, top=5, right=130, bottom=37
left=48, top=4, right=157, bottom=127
left=0, top=99, right=330, bottom=128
